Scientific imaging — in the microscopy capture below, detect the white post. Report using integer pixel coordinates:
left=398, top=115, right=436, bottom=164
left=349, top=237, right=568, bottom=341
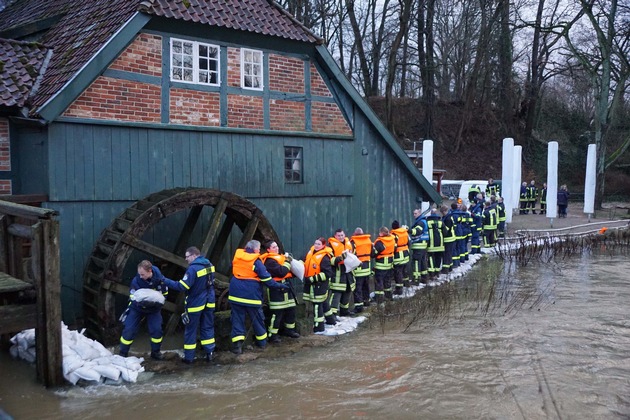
left=422, top=139, right=434, bottom=214
left=512, top=146, right=522, bottom=210
left=547, top=141, right=558, bottom=226
left=502, top=138, right=514, bottom=223
left=584, top=144, right=597, bottom=221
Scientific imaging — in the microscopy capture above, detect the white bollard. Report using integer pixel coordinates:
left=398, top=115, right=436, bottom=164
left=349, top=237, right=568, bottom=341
left=512, top=146, right=522, bottom=210
left=584, top=144, right=597, bottom=220
left=547, top=141, right=558, bottom=225
left=502, top=138, right=514, bottom=223
left=422, top=139, right=434, bottom=214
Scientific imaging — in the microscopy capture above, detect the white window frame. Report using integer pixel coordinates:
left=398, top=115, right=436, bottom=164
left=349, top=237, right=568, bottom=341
left=284, top=146, right=303, bottom=184
left=241, top=48, right=263, bottom=90
left=170, top=38, right=220, bottom=86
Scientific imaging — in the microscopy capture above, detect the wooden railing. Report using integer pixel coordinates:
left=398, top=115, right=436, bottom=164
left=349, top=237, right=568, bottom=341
left=0, top=199, right=63, bottom=388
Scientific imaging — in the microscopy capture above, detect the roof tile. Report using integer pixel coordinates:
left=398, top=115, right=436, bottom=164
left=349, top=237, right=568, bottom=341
left=0, top=38, right=49, bottom=108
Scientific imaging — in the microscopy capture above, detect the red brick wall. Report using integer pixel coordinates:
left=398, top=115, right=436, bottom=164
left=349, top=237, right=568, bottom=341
left=109, top=34, right=162, bottom=77
left=0, top=118, right=11, bottom=195
left=63, top=76, right=161, bottom=122
left=269, top=54, right=304, bottom=93
left=227, top=47, right=241, bottom=88
left=170, top=89, right=221, bottom=126
left=311, top=101, right=352, bottom=135
left=228, top=95, right=263, bottom=129
left=270, top=100, right=305, bottom=131
left=310, top=63, right=332, bottom=97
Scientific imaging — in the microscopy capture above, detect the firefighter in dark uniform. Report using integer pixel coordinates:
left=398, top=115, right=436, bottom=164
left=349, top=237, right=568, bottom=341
left=391, top=220, right=411, bottom=294
left=470, top=199, right=484, bottom=254
left=119, top=260, right=169, bottom=360
left=527, top=180, right=538, bottom=214
left=486, top=178, right=500, bottom=198
left=373, top=226, right=395, bottom=302
left=519, top=182, right=528, bottom=214
left=409, top=208, right=429, bottom=284
left=540, top=183, right=548, bottom=214
left=496, top=196, right=506, bottom=238
left=303, top=237, right=336, bottom=332
left=440, top=205, right=456, bottom=273
left=162, top=246, right=216, bottom=364
left=261, top=241, right=300, bottom=343
left=328, top=229, right=356, bottom=317
left=228, top=240, right=290, bottom=355
left=350, top=228, right=373, bottom=312
left=482, top=199, right=498, bottom=247
left=426, top=208, right=445, bottom=278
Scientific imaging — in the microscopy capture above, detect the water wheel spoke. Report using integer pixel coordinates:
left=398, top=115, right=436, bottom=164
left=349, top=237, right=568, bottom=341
left=238, top=209, right=261, bottom=248
left=172, top=205, right=204, bottom=256
left=120, top=235, right=187, bottom=269
left=200, top=196, right=229, bottom=256
left=209, top=217, right=235, bottom=265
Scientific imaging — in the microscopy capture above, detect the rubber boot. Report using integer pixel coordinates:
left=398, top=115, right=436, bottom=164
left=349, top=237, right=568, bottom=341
left=231, top=341, right=243, bottom=355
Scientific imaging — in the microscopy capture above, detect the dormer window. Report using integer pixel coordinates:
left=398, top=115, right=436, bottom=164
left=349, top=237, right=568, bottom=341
left=171, top=38, right=219, bottom=85
left=241, top=48, right=263, bottom=90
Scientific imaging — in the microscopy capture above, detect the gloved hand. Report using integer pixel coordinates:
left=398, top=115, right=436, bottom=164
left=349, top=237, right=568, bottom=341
left=284, top=252, right=293, bottom=262
left=342, top=250, right=348, bottom=258
left=281, top=283, right=291, bottom=290
left=402, top=224, right=409, bottom=230
left=304, top=276, right=313, bottom=285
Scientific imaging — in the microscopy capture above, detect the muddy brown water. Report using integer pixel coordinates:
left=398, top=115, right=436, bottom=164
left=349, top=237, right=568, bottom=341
left=1, top=248, right=629, bottom=419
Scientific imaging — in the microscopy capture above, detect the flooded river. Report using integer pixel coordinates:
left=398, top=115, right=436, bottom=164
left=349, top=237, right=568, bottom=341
left=2, top=248, right=630, bottom=419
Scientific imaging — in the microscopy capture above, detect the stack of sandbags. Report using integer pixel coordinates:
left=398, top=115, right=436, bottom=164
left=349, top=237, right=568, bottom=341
left=10, top=323, right=145, bottom=385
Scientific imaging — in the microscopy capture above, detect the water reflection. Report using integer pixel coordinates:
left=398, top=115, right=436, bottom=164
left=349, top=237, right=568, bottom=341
left=1, top=250, right=629, bottom=419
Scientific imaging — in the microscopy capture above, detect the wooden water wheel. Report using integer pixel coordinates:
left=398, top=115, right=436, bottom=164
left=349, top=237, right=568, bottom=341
left=82, top=187, right=281, bottom=344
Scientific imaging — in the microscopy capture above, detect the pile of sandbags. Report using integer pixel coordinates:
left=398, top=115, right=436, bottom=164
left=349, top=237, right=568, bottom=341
left=10, top=323, right=145, bottom=385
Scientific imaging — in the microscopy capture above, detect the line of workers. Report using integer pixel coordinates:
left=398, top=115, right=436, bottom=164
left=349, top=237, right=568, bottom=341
left=117, top=183, right=507, bottom=363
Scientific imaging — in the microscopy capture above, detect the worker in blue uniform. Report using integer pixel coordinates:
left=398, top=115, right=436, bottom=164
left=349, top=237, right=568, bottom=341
left=229, top=240, right=290, bottom=355
left=409, top=208, right=429, bottom=284
left=119, top=260, right=169, bottom=360
left=161, top=246, right=216, bottom=364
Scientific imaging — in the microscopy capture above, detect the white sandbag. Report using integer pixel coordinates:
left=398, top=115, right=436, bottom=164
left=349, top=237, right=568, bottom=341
left=14, top=329, right=35, bottom=350
left=62, top=344, right=78, bottom=357
left=18, top=346, right=36, bottom=363
left=89, top=338, right=112, bottom=357
left=133, top=288, right=165, bottom=305
left=92, top=356, right=115, bottom=365
left=110, top=355, right=142, bottom=371
left=290, top=259, right=305, bottom=280
left=9, top=344, right=19, bottom=359
left=63, top=354, right=84, bottom=375
left=73, top=365, right=102, bottom=382
left=64, top=370, right=81, bottom=385
left=344, top=252, right=362, bottom=273
left=92, top=364, right=121, bottom=381
left=72, top=340, right=101, bottom=360
left=119, top=367, right=139, bottom=383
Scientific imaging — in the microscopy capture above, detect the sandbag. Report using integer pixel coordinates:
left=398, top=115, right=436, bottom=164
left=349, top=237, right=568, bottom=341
left=344, top=252, right=361, bottom=273
left=73, top=365, right=102, bottom=382
left=133, top=288, right=165, bottom=305
left=290, top=259, right=305, bottom=280
left=63, top=354, right=84, bottom=375
left=92, top=364, right=121, bottom=381
left=64, top=370, right=81, bottom=386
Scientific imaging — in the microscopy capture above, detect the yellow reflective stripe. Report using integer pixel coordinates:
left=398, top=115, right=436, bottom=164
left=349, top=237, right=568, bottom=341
left=196, top=266, right=215, bottom=277
left=232, top=335, right=245, bottom=342
left=200, top=338, right=215, bottom=346
left=184, top=343, right=197, bottom=350
left=206, top=302, right=215, bottom=309
left=179, top=280, right=190, bottom=290
left=229, top=296, right=262, bottom=305
left=187, top=304, right=205, bottom=313
left=151, top=337, right=163, bottom=343
left=259, top=276, right=272, bottom=282
left=256, top=332, right=268, bottom=341
left=120, top=337, right=133, bottom=345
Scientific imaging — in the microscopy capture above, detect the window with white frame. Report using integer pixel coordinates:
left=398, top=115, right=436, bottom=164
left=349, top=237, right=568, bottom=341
left=241, top=48, right=263, bottom=90
left=284, top=146, right=303, bottom=183
left=171, top=38, right=220, bottom=85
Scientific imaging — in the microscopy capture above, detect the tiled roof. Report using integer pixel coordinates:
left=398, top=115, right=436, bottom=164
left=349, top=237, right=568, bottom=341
left=139, top=0, right=322, bottom=44
left=0, top=0, right=322, bottom=117
left=0, top=38, right=49, bottom=108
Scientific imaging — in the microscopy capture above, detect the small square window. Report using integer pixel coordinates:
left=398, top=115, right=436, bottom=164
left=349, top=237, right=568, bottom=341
left=284, top=147, right=303, bottom=184
left=171, top=38, right=220, bottom=86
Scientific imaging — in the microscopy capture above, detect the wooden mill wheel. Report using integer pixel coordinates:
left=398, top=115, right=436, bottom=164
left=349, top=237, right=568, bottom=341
left=82, top=187, right=281, bottom=344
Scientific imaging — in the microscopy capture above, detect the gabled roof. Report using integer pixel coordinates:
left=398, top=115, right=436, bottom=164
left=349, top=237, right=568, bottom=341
left=0, top=0, right=322, bottom=117
left=0, top=37, right=50, bottom=109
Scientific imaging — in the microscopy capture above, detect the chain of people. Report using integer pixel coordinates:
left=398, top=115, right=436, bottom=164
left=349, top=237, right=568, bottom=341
left=515, top=178, right=571, bottom=217
left=116, top=178, right=519, bottom=364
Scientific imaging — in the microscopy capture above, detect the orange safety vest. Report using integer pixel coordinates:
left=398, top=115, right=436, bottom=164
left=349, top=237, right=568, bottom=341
left=260, top=252, right=292, bottom=281
left=232, top=249, right=260, bottom=281
left=328, top=237, right=352, bottom=265
left=351, top=234, right=373, bottom=262
left=390, top=228, right=409, bottom=252
left=304, top=246, right=332, bottom=277
left=373, top=235, right=395, bottom=259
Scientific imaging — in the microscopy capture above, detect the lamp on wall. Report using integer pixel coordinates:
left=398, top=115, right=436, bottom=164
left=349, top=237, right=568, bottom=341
left=361, top=147, right=369, bottom=156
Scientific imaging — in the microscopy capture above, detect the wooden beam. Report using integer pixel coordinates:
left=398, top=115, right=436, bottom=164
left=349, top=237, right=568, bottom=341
left=0, top=215, right=9, bottom=273
left=200, top=197, right=229, bottom=256
left=237, top=210, right=261, bottom=248
left=0, top=199, right=58, bottom=220
left=209, top=217, right=234, bottom=265
left=120, top=235, right=187, bottom=269
left=0, top=304, right=37, bottom=334
left=7, top=223, right=34, bottom=239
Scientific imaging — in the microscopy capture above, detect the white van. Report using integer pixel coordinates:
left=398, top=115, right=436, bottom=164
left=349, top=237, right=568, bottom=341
left=458, top=180, right=488, bottom=206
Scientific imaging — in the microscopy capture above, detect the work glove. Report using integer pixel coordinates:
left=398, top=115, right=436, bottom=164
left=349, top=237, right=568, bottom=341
left=119, top=308, right=130, bottom=323
left=402, top=225, right=409, bottom=230
left=284, top=252, right=293, bottom=262
left=304, top=276, right=313, bottom=285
